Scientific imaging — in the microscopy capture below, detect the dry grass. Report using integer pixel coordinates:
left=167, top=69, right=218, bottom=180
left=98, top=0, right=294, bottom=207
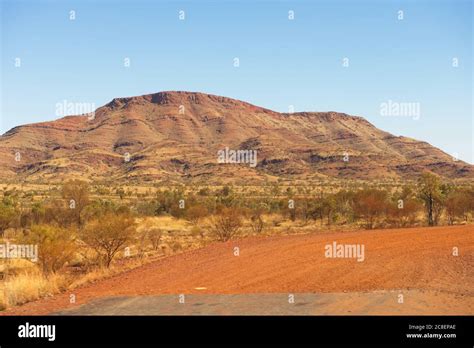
left=0, top=270, right=68, bottom=309
left=0, top=216, right=196, bottom=311
left=137, top=216, right=190, bottom=232
left=0, top=257, right=155, bottom=310
left=68, top=257, right=151, bottom=289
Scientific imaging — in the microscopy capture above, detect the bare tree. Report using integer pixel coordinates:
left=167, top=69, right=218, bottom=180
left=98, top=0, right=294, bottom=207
left=210, top=208, right=242, bottom=242
left=147, top=227, right=162, bottom=251
left=250, top=210, right=265, bottom=234
left=186, top=205, right=208, bottom=224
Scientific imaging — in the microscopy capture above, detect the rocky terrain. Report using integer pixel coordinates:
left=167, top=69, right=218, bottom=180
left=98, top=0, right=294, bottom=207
left=0, top=91, right=472, bottom=183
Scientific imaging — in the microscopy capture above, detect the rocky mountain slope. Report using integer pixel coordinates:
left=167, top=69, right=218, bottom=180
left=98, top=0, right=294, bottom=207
left=0, top=91, right=472, bottom=183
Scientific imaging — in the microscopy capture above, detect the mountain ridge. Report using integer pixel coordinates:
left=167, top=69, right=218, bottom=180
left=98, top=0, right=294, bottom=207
left=1, top=91, right=472, bottom=184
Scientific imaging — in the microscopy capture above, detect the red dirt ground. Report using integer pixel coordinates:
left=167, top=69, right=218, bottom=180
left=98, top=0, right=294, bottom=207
left=2, top=225, right=473, bottom=315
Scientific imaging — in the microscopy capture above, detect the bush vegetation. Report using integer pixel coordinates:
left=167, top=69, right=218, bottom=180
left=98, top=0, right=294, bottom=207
left=1, top=174, right=473, bottom=309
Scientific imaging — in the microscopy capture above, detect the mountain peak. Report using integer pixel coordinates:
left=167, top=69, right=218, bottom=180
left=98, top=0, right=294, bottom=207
left=104, top=91, right=277, bottom=114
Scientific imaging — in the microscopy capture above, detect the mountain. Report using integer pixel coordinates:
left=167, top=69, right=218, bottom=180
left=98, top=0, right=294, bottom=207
left=0, top=91, right=472, bottom=184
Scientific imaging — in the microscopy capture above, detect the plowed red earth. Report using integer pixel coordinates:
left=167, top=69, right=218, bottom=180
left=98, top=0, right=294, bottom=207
left=3, top=225, right=473, bottom=315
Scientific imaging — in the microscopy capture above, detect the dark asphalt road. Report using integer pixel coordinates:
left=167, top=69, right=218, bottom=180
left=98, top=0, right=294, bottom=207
left=52, top=290, right=466, bottom=315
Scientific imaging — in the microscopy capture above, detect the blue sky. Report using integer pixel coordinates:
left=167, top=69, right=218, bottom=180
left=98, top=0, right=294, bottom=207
left=1, top=0, right=472, bottom=163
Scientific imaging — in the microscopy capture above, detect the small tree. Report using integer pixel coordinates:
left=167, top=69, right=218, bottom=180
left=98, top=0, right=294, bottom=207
left=116, top=188, right=125, bottom=200
left=61, top=180, right=90, bottom=226
left=0, top=203, right=17, bottom=237
left=445, top=190, right=471, bottom=225
left=321, top=195, right=337, bottom=225
left=31, top=202, right=46, bottom=224
left=352, top=188, right=389, bottom=229
left=297, top=198, right=311, bottom=224
left=417, top=173, right=443, bottom=226
left=210, top=208, right=242, bottom=242
left=81, top=213, right=136, bottom=267
left=250, top=210, right=265, bottom=234
left=22, top=224, right=77, bottom=275
left=334, top=190, right=356, bottom=224
left=147, top=227, right=162, bottom=251
left=387, top=198, right=422, bottom=227
left=186, top=205, right=208, bottom=224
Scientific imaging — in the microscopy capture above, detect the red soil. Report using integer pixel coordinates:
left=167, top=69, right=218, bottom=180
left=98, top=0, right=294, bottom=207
left=3, top=225, right=473, bottom=315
